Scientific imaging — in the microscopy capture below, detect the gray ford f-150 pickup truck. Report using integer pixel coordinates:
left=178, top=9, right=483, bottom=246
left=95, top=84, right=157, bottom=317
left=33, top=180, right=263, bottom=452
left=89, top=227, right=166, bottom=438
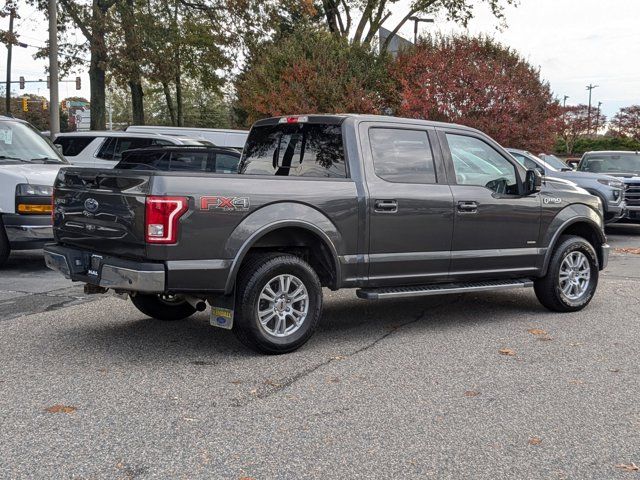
left=44, top=115, right=609, bottom=354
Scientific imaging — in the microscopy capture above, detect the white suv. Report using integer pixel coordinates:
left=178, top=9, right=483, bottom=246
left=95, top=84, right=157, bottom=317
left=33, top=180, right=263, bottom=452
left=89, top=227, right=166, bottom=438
left=53, top=131, right=211, bottom=169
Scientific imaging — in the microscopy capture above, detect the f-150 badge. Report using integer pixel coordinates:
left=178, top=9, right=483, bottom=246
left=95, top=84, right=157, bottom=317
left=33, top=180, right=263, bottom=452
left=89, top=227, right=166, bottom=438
left=200, top=196, right=250, bottom=212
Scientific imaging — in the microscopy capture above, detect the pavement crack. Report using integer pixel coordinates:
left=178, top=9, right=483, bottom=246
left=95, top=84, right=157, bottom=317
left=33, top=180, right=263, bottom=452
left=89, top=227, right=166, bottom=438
left=234, top=305, right=438, bottom=408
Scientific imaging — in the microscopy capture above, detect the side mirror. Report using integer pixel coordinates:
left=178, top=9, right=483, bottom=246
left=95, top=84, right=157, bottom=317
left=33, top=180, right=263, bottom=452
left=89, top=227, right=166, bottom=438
left=524, top=169, right=542, bottom=195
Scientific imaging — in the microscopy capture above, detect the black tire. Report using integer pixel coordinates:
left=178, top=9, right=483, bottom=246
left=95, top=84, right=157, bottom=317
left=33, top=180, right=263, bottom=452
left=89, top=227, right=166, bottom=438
left=233, top=253, right=323, bottom=354
left=534, top=235, right=599, bottom=312
left=130, top=294, right=196, bottom=321
left=0, top=218, right=10, bottom=268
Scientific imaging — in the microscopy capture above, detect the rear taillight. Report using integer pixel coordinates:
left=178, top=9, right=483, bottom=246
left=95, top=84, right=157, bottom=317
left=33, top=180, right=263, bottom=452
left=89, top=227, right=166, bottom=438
left=145, top=196, right=189, bottom=244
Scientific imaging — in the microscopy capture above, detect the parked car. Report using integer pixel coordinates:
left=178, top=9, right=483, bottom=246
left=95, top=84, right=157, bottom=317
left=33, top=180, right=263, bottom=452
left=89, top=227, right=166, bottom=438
left=44, top=115, right=608, bottom=354
left=125, top=125, right=248, bottom=150
left=507, top=149, right=626, bottom=224
left=115, top=145, right=241, bottom=173
left=53, top=131, right=213, bottom=169
left=0, top=116, right=68, bottom=267
left=538, top=153, right=570, bottom=168
left=577, top=151, right=640, bottom=221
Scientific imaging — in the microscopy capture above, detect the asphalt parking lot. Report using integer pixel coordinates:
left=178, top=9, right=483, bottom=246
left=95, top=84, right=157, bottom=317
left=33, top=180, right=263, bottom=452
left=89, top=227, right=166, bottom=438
left=1, top=224, right=640, bottom=479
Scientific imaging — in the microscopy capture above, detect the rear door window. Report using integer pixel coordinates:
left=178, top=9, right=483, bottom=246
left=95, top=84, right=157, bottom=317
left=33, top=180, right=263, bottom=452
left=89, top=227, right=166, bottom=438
left=369, top=128, right=436, bottom=183
left=240, top=123, right=346, bottom=178
left=54, top=136, right=96, bottom=156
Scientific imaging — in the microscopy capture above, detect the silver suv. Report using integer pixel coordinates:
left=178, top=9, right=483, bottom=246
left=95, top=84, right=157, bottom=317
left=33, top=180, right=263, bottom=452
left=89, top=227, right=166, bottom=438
left=508, top=149, right=626, bottom=224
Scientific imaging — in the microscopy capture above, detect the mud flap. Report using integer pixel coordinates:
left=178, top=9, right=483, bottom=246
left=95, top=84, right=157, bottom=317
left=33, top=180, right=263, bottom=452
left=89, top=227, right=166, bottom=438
left=209, top=290, right=235, bottom=330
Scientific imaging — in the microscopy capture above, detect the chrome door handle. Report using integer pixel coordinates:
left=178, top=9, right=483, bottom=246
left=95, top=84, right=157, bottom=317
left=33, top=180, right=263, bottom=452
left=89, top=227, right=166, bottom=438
left=374, top=199, right=398, bottom=213
left=457, top=201, right=478, bottom=213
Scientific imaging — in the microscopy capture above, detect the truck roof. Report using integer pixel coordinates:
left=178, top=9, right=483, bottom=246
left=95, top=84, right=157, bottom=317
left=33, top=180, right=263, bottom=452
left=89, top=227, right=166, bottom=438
left=254, top=114, right=483, bottom=134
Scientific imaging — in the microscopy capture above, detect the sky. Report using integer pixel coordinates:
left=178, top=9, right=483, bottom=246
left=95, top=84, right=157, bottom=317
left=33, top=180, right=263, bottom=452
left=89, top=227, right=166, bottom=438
left=3, top=0, right=639, bottom=119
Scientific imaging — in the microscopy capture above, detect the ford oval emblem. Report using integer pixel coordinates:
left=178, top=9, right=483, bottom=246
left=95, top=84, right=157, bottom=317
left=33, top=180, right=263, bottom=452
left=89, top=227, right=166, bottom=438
left=84, top=198, right=99, bottom=213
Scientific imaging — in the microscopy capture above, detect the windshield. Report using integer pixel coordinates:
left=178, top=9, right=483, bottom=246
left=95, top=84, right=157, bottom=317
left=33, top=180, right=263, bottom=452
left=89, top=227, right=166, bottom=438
left=579, top=153, right=640, bottom=174
left=0, top=120, right=67, bottom=164
left=541, top=154, right=569, bottom=170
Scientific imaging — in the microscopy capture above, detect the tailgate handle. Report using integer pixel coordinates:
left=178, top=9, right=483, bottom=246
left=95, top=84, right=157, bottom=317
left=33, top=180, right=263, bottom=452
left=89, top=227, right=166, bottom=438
left=374, top=199, right=398, bottom=213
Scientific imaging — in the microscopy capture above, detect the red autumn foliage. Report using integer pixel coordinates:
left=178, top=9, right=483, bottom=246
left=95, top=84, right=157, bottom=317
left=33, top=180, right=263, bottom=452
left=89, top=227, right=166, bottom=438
left=609, top=105, right=640, bottom=141
left=390, top=35, right=562, bottom=152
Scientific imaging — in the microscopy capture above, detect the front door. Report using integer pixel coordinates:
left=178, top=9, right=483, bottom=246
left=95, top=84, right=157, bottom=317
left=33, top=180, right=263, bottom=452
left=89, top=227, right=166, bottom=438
left=360, top=123, right=454, bottom=285
left=440, top=131, right=541, bottom=279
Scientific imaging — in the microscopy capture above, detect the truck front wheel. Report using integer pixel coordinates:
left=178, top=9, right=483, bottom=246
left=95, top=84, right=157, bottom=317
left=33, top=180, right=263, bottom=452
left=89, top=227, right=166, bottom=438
left=534, top=235, right=599, bottom=312
left=130, top=294, right=196, bottom=321
left=233, top=253, right=323, bottom=354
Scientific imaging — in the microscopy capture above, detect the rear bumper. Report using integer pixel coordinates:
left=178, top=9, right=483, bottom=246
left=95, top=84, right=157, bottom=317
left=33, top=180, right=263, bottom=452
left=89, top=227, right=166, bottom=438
left=43, top=244, right=232, bottom=293
left=43, top=244, right=165, bottom=293
left=2, top=214, right=53, bottom=250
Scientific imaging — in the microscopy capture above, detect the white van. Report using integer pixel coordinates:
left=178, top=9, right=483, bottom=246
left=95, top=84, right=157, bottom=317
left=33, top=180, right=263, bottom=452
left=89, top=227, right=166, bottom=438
left=125, top=125, right=248, bottom=149
left=0, top=116, right=67, bottom=267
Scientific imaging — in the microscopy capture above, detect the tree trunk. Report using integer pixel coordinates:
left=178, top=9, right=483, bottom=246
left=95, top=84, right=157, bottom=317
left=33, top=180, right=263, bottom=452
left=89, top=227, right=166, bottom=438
left=89, top=50, right=107, bottom=130
left=122, top=0, right=145, bottom=124
left=175, top=73, right=183, bottom=126
left=129, top=81, right=145, bottom=124
left=89, top=0, right=108, bottom=130
left=162, top=81, right=176, bottom=125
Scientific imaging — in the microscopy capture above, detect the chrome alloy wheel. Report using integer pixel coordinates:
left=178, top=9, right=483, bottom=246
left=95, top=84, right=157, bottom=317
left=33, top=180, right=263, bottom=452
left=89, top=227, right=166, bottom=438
left=257, top=274, right=309, bottom=337
left=558, top=251, right=591, bottom=300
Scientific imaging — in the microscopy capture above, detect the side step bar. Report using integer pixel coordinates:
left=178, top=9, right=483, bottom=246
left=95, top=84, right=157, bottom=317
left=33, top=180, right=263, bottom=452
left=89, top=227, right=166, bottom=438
left=356, top=279, right=534, bottom=300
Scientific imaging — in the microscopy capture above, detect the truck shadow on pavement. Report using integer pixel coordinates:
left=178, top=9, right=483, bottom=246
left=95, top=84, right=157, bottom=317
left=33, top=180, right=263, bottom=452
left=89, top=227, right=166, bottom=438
left=50, top=289, right=551, bottom=362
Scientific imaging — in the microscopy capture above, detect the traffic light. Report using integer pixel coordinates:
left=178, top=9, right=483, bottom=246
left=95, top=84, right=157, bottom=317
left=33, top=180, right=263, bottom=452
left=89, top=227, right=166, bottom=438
left=75, top=76, right=81, bottom=90
left=19, top=76, right=25, bottom=89
left=42, top=100, right=48, bottom=110
left=21, top=97, right=28, bottom=112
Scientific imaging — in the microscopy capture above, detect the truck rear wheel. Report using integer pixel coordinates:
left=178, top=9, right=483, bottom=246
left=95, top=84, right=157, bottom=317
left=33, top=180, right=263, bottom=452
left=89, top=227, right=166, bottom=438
left=534, top=235, right=599, bottom=312
left=233, top=253, right=323, bottom=354
left=131, top=294, right=196, bottom=321
left=0, top=218, right=10, bottom=268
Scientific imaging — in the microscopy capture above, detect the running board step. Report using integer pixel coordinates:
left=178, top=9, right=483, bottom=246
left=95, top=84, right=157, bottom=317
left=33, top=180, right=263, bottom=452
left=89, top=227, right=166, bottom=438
left=356, top=279, right=534, bottom=300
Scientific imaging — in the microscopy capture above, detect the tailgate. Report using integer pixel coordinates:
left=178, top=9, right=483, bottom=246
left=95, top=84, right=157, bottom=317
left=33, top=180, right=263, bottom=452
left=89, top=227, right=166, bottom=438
left=53, top=168, right=151, bottom=257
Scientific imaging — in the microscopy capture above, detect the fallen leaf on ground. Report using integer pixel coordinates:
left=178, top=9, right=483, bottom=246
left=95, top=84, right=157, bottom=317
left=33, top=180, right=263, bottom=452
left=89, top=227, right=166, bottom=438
left=464, top=390, right=480, bottom=397
left=45, top=404, right=77, bottom=414
left=569, top=379, right=585, bottom=385
left=614, top=248, right=640, bottom=255
left=265, top=379, right=281, bottom=387
left=538, top=336, right=553, bottom=342
left=609, top=368, right=621, bottom=373
left=615, top=463, right=639, bottom=472
left=331, top=355, right=347, bottom=361
left=498, top=348, right=516, bottom=356
left=249, top=388, right=258, bottom=395
left=528, top=328, right=547, bottom=336
left=230, top=380, right=242, bottom=385
left=528, top=437, right=542, bottom=445
left=327, top=377, right=340, bottom=383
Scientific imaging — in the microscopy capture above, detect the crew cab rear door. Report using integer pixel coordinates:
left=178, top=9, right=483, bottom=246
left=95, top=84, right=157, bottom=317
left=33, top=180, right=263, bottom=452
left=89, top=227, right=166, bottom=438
left=359, top=122, right=454, bottom=285
left=438, top=129, right=541, bottom=279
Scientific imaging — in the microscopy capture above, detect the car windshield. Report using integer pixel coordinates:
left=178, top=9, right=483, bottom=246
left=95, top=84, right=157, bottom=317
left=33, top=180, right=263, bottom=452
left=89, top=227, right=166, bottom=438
left=541, top=154, right=569, bottom=170
left=579, top=153, right=640, bottom=174
left=0, top=120, right=67, bottom=164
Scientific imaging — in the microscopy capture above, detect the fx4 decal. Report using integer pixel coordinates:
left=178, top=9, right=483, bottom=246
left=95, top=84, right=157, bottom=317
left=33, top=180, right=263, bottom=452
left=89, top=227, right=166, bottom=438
left=200, top=196, right=250, bottom=212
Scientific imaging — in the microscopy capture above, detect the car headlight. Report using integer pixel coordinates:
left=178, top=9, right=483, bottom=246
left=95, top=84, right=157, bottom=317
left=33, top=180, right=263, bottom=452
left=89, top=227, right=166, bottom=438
left=16, top=183, right=54, bottom=196
left=597, top=179, right=624, bottom=189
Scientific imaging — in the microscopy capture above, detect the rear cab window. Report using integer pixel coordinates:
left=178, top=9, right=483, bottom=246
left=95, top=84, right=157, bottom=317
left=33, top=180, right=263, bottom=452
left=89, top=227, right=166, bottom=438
left=239, top=120, right=347, bottom=178
left=116, top=149, right=240, bottom=173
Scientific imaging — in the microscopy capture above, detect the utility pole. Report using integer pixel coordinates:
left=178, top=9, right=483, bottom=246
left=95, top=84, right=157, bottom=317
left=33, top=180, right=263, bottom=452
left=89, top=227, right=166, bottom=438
left=5, top=6, right=15, bottom=115
left=563, top=95, right=569, bottom=108
left=409, top=17, right=434, bottom=45
left=595, top=101, right=602, bottom=134
left=586, top=84, right=598, bottom=136
left=48, top=0, right=60, bottom=138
